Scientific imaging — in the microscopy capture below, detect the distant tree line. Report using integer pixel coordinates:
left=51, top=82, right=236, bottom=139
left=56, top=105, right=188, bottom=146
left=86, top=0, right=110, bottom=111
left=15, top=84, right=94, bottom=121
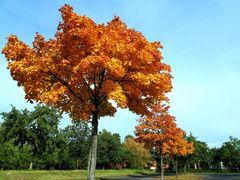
left=0, top=105, right=150, bottom=170
left=0, top=105, right=239, bottom=173
left=168, top=134, right=240, bottom=173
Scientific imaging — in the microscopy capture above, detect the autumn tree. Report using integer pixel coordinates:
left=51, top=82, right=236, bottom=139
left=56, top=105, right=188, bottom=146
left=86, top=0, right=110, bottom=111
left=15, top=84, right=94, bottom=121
left=135, top=105, right=193, bottom=180
left=2, top=4, right=172, bottom=179
left=166, top=132, right=193, bottom=177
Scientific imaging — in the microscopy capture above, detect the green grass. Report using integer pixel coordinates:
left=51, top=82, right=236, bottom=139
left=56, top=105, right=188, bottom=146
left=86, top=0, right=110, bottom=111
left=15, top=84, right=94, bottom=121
left=3, top=169, right=228, bottom=180
left=0, top=169, right=155, bottom=180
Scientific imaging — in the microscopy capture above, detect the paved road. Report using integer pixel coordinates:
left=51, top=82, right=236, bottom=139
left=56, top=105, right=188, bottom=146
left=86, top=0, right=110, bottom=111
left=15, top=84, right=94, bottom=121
left=98, top=173, right=240, bottom=180
left=201, top=174, right=240, bottom=180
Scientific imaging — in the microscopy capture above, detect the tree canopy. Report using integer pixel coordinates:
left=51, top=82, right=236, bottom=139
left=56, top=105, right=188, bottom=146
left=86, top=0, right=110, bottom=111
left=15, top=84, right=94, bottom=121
left=2, top=4, right=172, bottom=121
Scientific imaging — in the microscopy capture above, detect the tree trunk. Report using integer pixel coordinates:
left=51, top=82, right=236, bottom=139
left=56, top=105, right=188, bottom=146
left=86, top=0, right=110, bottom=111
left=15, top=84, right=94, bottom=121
left=76, top=159, right=81, bottom=169
left=29, top=161, right=33, bottom=170
left=198, top=161, right=201, bottom=169
left=194, top=163, right=197, bottom=169
left=87, top=111, right=99, bottom=180
left=160, top=154, right=164, bottom=180
left=175, top=159, right=178, bottom=177
left=183, top=162, right=187, bottom=174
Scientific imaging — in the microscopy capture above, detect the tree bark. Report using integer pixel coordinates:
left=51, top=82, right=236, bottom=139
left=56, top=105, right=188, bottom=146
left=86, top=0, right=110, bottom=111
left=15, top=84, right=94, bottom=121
left=160, top=153, right=164, bottom=180
left=87, top=111, right=99, bottom=180
left=175, top=159, right=178, bottom=177
left=194, top=163, right=197, bottom=169
left=183, top=162, right=187, bottom=174
left=29, top=161, right=33, bottom=170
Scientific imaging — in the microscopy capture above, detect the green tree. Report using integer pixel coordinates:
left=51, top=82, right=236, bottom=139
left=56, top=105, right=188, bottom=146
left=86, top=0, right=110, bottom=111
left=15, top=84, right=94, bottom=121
left=53, top=130, right=72, bottom=169
left=220, top=136, right=240, bottom=171
left=0, top=107, right=32, bottom=169
left=0, top=139, right=18, bottom=169
left=63, top=121, right=91, bottom=169
left=0, top=105, right=65, bottom=170
left=97, top=130, right=122, bottom=169
left=27, top=105, right=62, bottom=169
left=0, top=139, right=32, bottom=170
left=183, top=134, right=212, bottom=170
left=211, top=147, right=223, bottom=170
left=0, top=106, right=31, bottom=147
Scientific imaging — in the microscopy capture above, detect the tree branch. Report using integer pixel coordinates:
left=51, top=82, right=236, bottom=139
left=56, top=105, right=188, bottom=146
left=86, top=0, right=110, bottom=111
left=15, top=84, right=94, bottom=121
left=48, top=70, right=85, bottom=104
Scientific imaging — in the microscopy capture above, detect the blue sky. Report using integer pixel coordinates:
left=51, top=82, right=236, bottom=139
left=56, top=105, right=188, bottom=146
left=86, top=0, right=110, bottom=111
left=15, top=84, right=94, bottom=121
left=1, top=0, right=240, bottom=147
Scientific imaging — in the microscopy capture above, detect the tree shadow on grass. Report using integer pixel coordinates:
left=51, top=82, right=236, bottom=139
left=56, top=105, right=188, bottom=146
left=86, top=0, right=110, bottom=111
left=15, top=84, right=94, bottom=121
left=97, top=172, right=174, bottom=180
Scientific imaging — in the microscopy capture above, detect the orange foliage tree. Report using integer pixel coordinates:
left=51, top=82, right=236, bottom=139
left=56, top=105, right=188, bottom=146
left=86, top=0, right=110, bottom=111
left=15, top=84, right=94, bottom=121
left=2, top=4, right=172, bottom=180
left=165, top=132, right=193, bottom=177
left=135, top=105, right=193, bottom=180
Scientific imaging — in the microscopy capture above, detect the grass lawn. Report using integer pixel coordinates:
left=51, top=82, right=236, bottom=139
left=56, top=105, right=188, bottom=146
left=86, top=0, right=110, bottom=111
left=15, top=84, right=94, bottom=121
left=0, top=169, right=156, bottom=180
left=0, top=169, right=216, bottom=180
left=2, top=169, right=239, bottom=180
